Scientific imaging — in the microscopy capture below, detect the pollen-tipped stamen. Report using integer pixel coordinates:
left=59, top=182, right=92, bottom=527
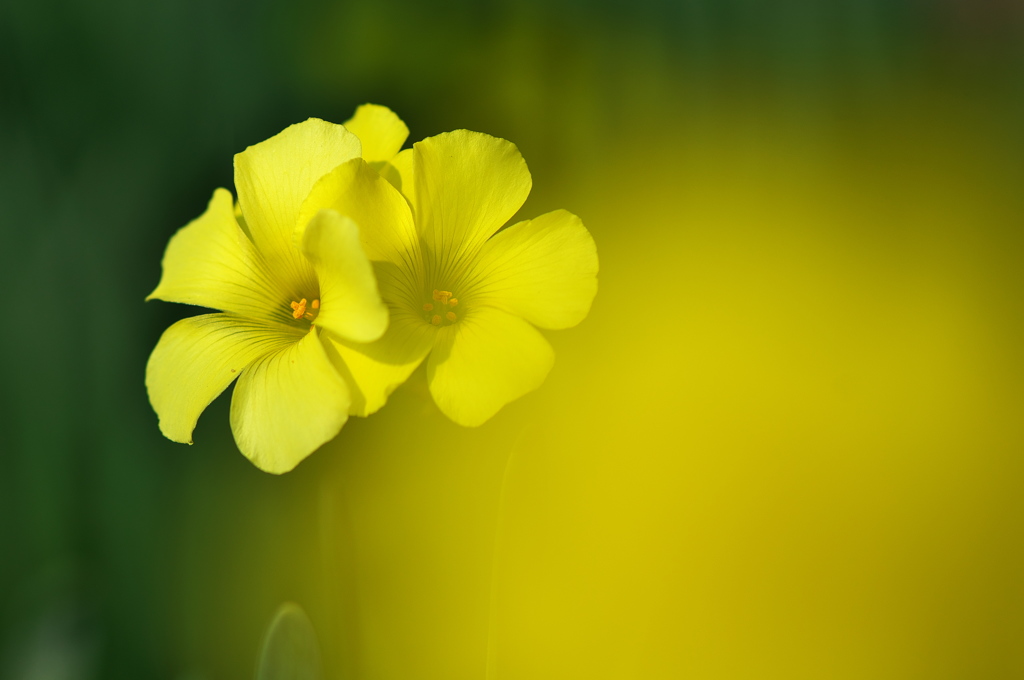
left=290, top=298, right=321, bottom=322
left=424, top=289, right=461, bottom=326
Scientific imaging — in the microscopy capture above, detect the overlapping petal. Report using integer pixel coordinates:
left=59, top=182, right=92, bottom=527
left=426, top=307, right=555, bottom=427
left=146, top=313, right=302, bottom=445
left=230, top=328, right=350, bottom=474
left=378, top=147, right=415, bottom=196
left=297, top=158, right=420, bottom=279
left=323, top=309, right=435, bottom=417
left=234, top=119, right=361, bottom=296
left=146, top=189, right=283, bottom=321
left=412, top=130, right=532, bottom=281
left=343, top=104, right=409, bottom=164
left=465, top=209, right=599, bottom=329
left=299, top=210, right=388, bottom=344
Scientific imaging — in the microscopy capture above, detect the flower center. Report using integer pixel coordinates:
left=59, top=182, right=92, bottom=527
left=290, top=298, right=320, bottom=323
left=423, top=289, right=459, bottom=326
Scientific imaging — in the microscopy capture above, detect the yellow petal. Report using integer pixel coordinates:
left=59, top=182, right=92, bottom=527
left=297, top=158, right=420, bottom=282
left=378, top=147, right=415, bottom=196
left=234, top=119, right=361, bottom=292
left=466, top=209, right=599, bottom=329
left=323, top=309, right=435, bottom=417
left=146, top=313, right=301, bottom=445
left=426, top=307, right=554, bottom=427
left=147, top=189, right=285, bottom=321
left=230, top=328, right=350, bottom=474
left=343, top=104, right=409, bottom=164
left=300, top=210, right=389, bottom=344
left=412, top=130, right=532, bottom=276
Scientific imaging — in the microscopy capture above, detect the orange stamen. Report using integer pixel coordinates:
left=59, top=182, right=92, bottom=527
left=290, top=298, right=320, bottom=321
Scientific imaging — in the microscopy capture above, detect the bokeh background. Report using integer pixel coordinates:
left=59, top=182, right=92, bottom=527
left=2, top=0, right=1023, bottom=678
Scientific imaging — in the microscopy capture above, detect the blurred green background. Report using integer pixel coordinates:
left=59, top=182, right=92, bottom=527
left=3, top=0, right=1023, bottom=678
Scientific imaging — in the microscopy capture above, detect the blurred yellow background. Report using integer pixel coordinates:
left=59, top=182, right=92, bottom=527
left=2, top=0, right=1022, bottom=678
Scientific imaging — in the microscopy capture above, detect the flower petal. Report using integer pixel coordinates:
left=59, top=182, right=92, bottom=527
left=230, top=328, right=350, bottom=474
left=297, top=158, right=420, bottom=283
left=147, top=189, right=284, bottom=321
left=466, top=209, right=599, bottom=329
left=426, top=307, right=554, bottom=427
left=234, top=119, right=361, bottom=292
left=300, top=209, right=389, bottom=344
left=412, top=130, right=532, bottom=277
left=379, top=147, right=415, bottom=197
left=323, top=309, right=435, bottom=417
left=146, top=313, right=301, bottom=445
left=343, top=104, right=409, bottom=164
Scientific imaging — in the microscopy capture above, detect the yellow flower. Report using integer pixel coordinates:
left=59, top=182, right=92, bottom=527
left=301, top=105, right=599, bottom=426
left=146, top=119, right=388, bottom=473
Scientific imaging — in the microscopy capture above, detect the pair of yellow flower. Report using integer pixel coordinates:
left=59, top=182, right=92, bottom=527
left=146, top=105, right=598, bottom=473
